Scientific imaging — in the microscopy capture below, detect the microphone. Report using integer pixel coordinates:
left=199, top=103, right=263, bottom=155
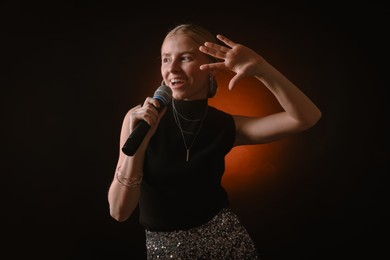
left=121, top=85, right=172, bottom=156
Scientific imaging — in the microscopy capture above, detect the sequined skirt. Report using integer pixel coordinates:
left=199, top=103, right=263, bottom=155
left=145, top=208, right=260, bottom=259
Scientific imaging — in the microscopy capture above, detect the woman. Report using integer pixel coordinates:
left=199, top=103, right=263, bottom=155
left=108, top=24, right=321, bottom=259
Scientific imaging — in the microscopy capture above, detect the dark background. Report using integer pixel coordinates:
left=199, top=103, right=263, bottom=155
left=2, top=2, right=388, bottom=259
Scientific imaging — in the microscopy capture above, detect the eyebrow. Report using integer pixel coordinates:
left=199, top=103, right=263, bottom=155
left=161, top=50, right=197, bottom=57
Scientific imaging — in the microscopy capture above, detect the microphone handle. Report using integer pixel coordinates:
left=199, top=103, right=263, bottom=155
left=121, top=120, right=151, bottom=156
left=121, top=100, right=166, bottom=156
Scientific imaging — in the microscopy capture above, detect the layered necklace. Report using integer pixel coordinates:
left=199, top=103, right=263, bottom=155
left=172, top=99, right=208, bottom=162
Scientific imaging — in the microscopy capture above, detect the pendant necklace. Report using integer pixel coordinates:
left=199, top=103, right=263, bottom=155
left=172, top=100, right=208, bottom=162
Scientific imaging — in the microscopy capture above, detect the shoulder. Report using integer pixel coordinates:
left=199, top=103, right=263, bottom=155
left=208, top=106, right=232, bottom=118
left=207, top=106, right=235, bottom=127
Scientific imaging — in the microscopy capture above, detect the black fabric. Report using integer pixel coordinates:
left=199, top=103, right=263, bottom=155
left=139, top=99, right=236, bottom=231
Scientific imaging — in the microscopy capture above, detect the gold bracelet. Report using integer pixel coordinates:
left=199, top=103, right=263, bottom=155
left=115, top=169, right=143, bottom=188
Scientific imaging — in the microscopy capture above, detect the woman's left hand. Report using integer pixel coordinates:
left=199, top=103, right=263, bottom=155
left=199, top=34, right=267, bottom=90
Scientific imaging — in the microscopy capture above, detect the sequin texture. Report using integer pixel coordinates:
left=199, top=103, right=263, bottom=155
left=145, top=208, right=260, bottom=259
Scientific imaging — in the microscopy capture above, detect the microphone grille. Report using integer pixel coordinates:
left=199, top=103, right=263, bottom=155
left=153, top=85, right=172, bottom=105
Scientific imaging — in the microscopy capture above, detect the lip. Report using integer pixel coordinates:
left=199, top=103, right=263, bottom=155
left=170, top=84, right=185, bottom=91
left=169, top=78, right=186, bottom=89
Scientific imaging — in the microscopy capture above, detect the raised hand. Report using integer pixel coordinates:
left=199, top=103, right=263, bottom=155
left=199, top=34, right=266, bottom=90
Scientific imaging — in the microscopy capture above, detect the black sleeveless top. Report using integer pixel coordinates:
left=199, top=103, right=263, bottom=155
left=139, top=99, right=236, bottom=231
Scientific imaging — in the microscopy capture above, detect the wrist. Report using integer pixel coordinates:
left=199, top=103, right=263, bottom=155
left=115, top=168, right=143, bottom=188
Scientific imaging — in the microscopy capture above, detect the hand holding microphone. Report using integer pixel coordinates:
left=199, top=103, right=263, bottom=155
left=122, top=85, right=172, bottom=156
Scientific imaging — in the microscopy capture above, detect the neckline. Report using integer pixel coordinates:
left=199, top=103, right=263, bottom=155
left=172, top=98, right=208, bottom=162
left=171, top=98, right=208, bottom=120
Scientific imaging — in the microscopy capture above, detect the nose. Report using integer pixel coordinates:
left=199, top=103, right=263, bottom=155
left=167, top=58, right=181, bottom=73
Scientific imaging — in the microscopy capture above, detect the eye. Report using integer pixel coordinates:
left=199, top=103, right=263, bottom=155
left=181, top=55, right=192, bottom=62
left=162, top=57, right=170, bottom=63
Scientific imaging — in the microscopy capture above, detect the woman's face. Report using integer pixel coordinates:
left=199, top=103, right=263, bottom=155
left=161, top=33, right=211, bottom=100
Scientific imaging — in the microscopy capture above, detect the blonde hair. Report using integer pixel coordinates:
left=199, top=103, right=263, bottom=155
left=163, top=24, right=219, bottom=98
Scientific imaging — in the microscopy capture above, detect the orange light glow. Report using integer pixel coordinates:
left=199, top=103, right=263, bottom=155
left=209, top=71, right=293, bottom=193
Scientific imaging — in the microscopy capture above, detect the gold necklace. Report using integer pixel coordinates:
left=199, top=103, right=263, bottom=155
left=172, top=100, right=208, bottom=162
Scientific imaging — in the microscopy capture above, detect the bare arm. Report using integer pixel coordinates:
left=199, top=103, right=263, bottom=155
left=199, top=34, right=322, bottom=146
left=108, top=98, right=165, bottom=221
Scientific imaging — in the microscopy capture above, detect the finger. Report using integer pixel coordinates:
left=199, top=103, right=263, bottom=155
left=203, top=42, right=231, bottom=54
left=199, top=62, right=227, bottom=71
left=136, top=101, right=159, bottom=126
left=228, top=72, right=244, bottom=90
left=144, top=114, right=158, bottom=126
left=139, top=111, right=158, bottom=126
left=144, top=97, right=160, bottom=109
left=199, top=45, right=228, bottom=60
left=143, top=103, right=159, bottom=119
left=149, top=106, right=167, bottom=130
left=216, top=34, right=237, bottom=48
left=228, top=76, right=238, bottom=90
left=130, top=107, right=149, bottom=130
